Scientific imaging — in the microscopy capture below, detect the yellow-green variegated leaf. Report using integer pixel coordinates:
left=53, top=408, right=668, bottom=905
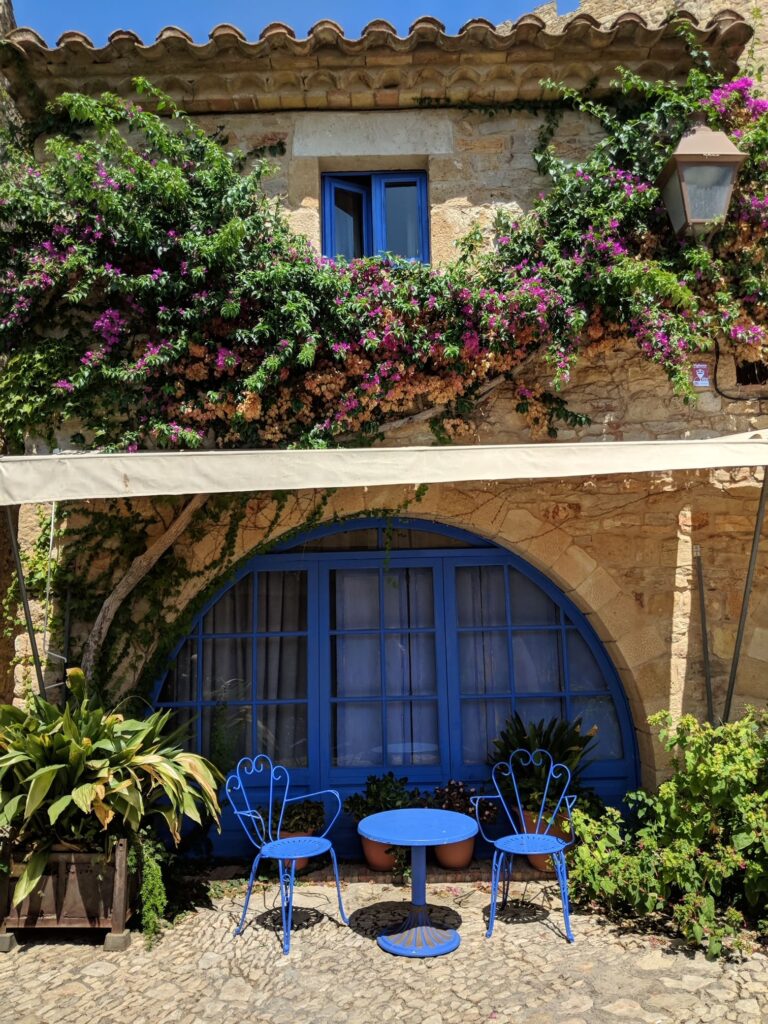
left=24, top=765, right=63, bottom=819
left=11, top=848, right=50, bottom=907
left=48, top=794, right=73, bottom=825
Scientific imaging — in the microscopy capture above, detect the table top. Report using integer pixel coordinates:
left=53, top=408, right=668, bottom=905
left=358, top=808, right=478, bottom=847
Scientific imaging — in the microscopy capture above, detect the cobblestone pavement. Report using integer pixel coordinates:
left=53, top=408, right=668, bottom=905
left=0, top=878, right=765, bottom=1024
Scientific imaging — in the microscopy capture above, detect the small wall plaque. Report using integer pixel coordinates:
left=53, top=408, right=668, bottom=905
left=691, top=363, right=710, bottom=388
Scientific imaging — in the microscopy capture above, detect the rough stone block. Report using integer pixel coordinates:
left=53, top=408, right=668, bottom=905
left=617, top=625, right=670, bottom=669
left=575, top=566, right=621, bottom=613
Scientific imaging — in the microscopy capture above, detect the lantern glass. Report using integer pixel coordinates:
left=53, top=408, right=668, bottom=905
left=681, top=162, right=737, bottom=223
left=661, top=172, right=686, bottom=235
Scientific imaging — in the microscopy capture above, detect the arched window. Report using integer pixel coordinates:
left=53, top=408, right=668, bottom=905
left=155, top=519, right=638, bottom=853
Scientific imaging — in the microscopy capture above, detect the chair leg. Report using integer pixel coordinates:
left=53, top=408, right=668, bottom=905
left=328, top=847, right=348, bottom=925
left=553, top=851, right=574, bottom=943
left=486, top=848, right=503, bottom=939
left=279, top=859, right=297, bottom=955
left=234, top=852, right=262, bottom=937
left=500, top=853, right=513, bottom=911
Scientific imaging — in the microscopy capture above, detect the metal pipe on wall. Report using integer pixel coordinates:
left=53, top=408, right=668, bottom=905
left=693, top=544, right=714, bottom=725
left=723, top=469, right=768, bottom=722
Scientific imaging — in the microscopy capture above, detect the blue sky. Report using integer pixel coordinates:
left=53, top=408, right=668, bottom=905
left=15, top=0, right=578, bottom=45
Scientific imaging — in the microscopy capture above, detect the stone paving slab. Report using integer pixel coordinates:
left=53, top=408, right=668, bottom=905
left=0, top=879, right=765, bottom=1024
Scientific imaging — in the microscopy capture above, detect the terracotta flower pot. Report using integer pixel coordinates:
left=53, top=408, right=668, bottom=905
left=280, top=831, right=314, bottom=871
left=361, top=837, right=397, bottom=871
left=522, top=810, right=570, bottom=871
left=435, top=837, right=475, bottom=870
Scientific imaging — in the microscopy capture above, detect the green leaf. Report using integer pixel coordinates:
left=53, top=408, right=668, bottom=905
left=12, top=849, right=50, bottom=908
left=71, top=782, right=96, bottom=814
left=0, top=793, right=24, bottom=825
left=732, top=832, right=754, bottom=851
left=48, top=794, right=73, bottom=825
left=24, top=765, right=62, bottom=819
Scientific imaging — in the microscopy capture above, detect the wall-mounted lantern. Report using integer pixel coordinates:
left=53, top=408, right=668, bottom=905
left=657, top=120, right=746, bottom=238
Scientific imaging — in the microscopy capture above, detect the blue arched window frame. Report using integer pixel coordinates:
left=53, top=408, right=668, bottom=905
left=153, top=517, right=639, bottom=810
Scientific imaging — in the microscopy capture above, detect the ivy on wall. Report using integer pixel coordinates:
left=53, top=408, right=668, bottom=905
left=3, top=23, right=768, bottom=691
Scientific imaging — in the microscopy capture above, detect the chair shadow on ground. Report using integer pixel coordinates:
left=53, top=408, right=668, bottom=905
left=227, top=888, right=347, bottom=949
left=480, top=893, right=573, bottom=944
left=348, top=901, right=462, bottom=941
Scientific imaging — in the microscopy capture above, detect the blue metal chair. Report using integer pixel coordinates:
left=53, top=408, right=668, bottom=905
left=225, top=754, right=348, bottom=954
left=472, top=748, right=577, bottom=943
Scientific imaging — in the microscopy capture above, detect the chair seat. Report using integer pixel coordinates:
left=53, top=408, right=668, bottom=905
left=494, top=832, right=567, bottom=856
left=262, top=836, right=332, bottom=860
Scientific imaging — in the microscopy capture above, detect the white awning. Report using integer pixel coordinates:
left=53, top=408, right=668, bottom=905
left=1, top=431, right=767, bottom=506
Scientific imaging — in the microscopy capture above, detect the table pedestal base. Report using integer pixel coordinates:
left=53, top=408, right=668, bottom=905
left=377, top=904, right=460, bottom=957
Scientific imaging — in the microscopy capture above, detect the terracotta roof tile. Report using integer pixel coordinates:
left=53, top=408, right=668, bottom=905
left=0, top=9, right=752, bottom=118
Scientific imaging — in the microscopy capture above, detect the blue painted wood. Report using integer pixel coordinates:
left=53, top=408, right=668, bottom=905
left=153, top=517, right=640, bottom=858
left=321, top=172, right=429, bottom=261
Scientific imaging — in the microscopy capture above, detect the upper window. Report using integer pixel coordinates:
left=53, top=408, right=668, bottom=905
left=321, top=172, right=430, bottom=262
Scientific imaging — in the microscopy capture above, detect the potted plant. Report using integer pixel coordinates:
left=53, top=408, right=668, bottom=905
left=428, top=780, right=497, bottom=869
left=490, top=713, right=598, bottom=871
left=0, top=669, right=221, bottom=950
left=343, top=773, right=421, bottom=871
left=265, top=800, right=325, bottom=871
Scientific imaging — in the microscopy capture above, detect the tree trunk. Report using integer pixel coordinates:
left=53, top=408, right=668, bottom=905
left=80, top=493, right=208, bottom=680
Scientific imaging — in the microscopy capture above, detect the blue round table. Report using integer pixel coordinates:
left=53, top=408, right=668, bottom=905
left=358, top=808, right=478, bottom=958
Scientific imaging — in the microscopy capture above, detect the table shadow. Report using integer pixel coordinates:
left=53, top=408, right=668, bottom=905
left=348, top=900, right=462, bottom=941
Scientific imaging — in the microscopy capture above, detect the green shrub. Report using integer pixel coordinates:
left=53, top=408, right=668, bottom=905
left=569, top=710, right=768, bottom=957
left=0, top=668, right=222, bottom=937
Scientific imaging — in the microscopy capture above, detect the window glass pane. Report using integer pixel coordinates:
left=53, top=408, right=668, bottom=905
left=257, top=571, right=307, bottom=632
left=332, top=635, right=380, bottom=697
left=202, top=704, right=251, bottom=773
left=508, top=570, right=559, bottom=625
left=515, top=697, right=565, bottom=727
left=202, top=638, right=251, bottom=701
left=513, top=632, right=562, bottom=693
left=301, top=528, right=380, bottom=552
left=458, top=632, right=509, bottom=694
left=387, top=701, right=439, bottom=765
left=456, top=566, right=506, bottom=627
left=388, top=528, right=474, bottom=549
left=258, top=703, right=308, bottom=767
left=158, top=638, right=197, bottom=702
left=333, top=702, right=383, bottom=766
left=461, top=699, right=512, bottom=765
left=567, top=631, right=609, bottom=692
left=572, top=697, right=623, bottom=760
left=203, top=575, right=252, bottom=634
left=256, top=637, right=307, bottom=700
left=384, top=634, right=436, bottom=696
left=334, top=187, right=365, bottom=259
left=383, top=568, right=434, bottom=628
left=331, top=569, right=380, bottom=630
left=164, top=706, right=196, bottom=749
left=384, top=181, right=420, bottom=259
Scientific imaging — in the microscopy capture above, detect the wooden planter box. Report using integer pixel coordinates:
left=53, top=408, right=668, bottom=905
left=0, top=839, right=133, bottom=951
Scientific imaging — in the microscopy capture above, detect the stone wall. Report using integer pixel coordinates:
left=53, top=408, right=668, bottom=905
left=199, top=107, right=603, bottom=263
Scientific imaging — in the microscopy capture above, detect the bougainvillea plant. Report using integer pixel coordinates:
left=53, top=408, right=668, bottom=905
left=0, top=32, right=767, bottom=454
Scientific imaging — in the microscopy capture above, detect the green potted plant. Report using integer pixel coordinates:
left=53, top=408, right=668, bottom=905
left=344, top=772, right=421, bottom=871
left=265, top=800, right=325, bottom=871
left=0, top=669, right=221, bottom=950
left=428, top=780, right=497, bottom=869
left=490, top=713, right=598, bottom=870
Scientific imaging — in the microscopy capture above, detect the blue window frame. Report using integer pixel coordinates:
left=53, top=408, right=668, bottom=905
left=155, top=518, right=639, bottom=856
left=321, top=172, right=430, bottom=262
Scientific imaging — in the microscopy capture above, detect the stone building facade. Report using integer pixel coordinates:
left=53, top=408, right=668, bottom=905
left=1, top=8, right=766, bottom=832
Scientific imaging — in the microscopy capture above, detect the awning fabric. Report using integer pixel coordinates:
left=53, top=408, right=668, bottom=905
left=1, top=431, right=766, bottom=506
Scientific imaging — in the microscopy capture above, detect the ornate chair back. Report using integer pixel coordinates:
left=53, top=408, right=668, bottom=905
left=491, top=747, right=576, bottom=843
left=225, top=754, right=291, bottom=849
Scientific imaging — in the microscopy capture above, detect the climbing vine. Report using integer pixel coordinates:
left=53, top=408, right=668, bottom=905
left=1, top=28, right=767, bottom=457
left=3, top=22, right=768, bottom=690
